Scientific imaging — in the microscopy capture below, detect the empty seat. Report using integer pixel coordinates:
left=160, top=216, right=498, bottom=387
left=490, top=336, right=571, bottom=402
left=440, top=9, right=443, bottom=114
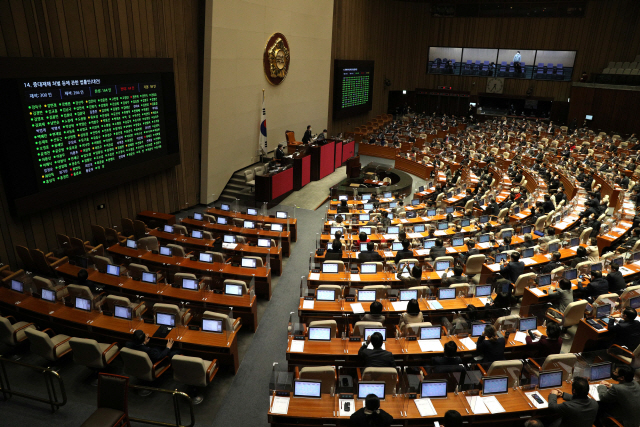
left=120, top=347, right=171, bottom=384
left=171, top=355, right=218, bottom=405
left=69, top=337, right=120, bottom=369
left=202, top=311, right=241, bottom=331
left=103, top=295, right=146, bottom=318
left=309, top=320, right=337, bottom=338
left=24, top=328, right=73, bottom=362
left=80, top=373, right=130, bottom=427
left=296, top=366, right=336, bottom=395
left=153, top=303, right=191, bottom=326
left=0, top=315, right=36, bottom=355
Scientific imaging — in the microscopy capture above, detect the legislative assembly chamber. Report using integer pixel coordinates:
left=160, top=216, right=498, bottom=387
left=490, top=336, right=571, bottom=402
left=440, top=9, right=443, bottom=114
left=2, top=1, right=640, bottom=427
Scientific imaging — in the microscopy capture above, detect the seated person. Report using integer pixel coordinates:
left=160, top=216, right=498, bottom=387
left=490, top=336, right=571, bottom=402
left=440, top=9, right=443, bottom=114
left=576, top=270, right=609, bottom=301
left=350, top=394, right=393, bottom=427
left=525, top=322, right=562, bottom=357
left=499, top=252, right=524, bottom=284
left=442, top=266, right=468, bottom=286
left=396, top=262, right=422, bottom=287
left=126, top=330, right=177, bottom=363
left=432, top=341, right=464, bottom=371
left=399, top=299, right=424, bottom=335
left=458, top=239, right=478, bottom=264
left=549, top=278, right=574, bottom=312
left=428, top=238, right=447, bottom=261
left=608, top=307, right=640, bottom=351
left=548, top=377, right=598, bottom=427
left=605, top=263, right=626, bottom=294
left=325, top=239, right=344, bottom=261
left=358, top=231, right=370, bottom=244
left=596, top=364, right=640, bottom=427
left=358, top=332, right=396, bottom=368
left=394, top=240, right=414, bottom=265
left=380, top=211, right=391, bottom=227
left=542, top=251, right=564, bottom=274
left=337, top=199, right=349, bottom=213
left=362, top=301, right=385, bottom=323
left=569, top=246, right=589, bottom=268
left=476, top=325, right=505, bottom=364
left=359, top=242, right=383, bottom=262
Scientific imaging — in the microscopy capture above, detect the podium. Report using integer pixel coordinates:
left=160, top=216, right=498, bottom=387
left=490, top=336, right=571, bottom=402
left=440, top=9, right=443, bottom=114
left=346, top=156, right=361, bottom=178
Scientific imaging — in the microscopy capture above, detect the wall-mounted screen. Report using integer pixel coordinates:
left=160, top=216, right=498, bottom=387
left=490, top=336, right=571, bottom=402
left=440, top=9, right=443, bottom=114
left=333, top=60, right=374, bottom=119
left=533, top=50, right=576, bottom=81
left=0, top=58, right=180, bottom=215
left=427, top=47, right=463, bottom=74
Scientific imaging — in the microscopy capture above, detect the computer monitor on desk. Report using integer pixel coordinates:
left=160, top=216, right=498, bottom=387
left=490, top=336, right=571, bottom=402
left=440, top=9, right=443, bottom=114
left=276, top=211, right=288, bottom=219
left=308, top=327, right=332, bottom=341
left=41, top=288, right=56, bottom=302
left=181, top=278, right=199, bottom=291
left=419, top=326, right=442, bottom=340
left=114, top=305, right=132, bottom=320
left=75, top=297, right=92, bottom=312
left=519, top=317, right=537, bottom=331
left=141, top=272, right=157, bottom=284
left=400, top=289, right=418, bottom=301
left=482, top=376, right=509, bottom=395
left=193, top=212, right=203, bottom=221
left=316, top=289, right=336, bottom=301
left=322, top=263, right=339, bottom=274
left=363, top=328, right=386, bottom=341
left=156, top=312, right=176, bottom=327
left=538, top=370, right=563, bottom=389
left=590, top=362, right=612, bottom=381
left=420, top=381, right=448, bottom=398
left=358, top=382, right=385, bottom=400
left=159, top=246, right=172, bottom=256
left=163, top=225, right=174, bottom=233
left=358, top=290, right=377, bottom=302
left=294, top=380, right=322, bottom=398
left=471, top=322, right=486, bottom=337
left=10, top=279, right=24, bottom=293
left=191, top=230, right=203, bottom=239
left=475, top=285, right=492, bottom=297
left=361, top=264, right=377, bottom=274
left=438, top=288, right=456, bottom=300
left=202, top=319, right=223, bottom=333
left=595, top=304, right=611, bottom=320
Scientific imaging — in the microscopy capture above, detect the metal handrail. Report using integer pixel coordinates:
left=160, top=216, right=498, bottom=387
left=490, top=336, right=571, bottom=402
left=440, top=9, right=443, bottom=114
left=128, top=384, right=196, bottom=427
left=0, top=355, right=67, bottom=412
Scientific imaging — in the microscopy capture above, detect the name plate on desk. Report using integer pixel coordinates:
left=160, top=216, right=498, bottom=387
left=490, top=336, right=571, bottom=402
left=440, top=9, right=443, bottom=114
left=293, top=335, right=305, bottom=340
left=406, top=336, right=417, bottom=341
left=345, top=297, right=355, bottom=302
left=275, top=391, right=291, bottom=397
left=304, top=296, right=314, bottom=300
left=349, top=337, right=361, bottom=342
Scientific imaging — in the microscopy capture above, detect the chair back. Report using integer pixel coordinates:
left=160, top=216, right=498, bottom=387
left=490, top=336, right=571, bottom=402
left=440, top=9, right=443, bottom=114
left=513, top=272, right=536, bottom=296
left=299, top=366, right=336, bottom=395
left=57, top=234, right=73, bottom=255
left=16, top=245, right=36, bottom=270
left=362, top=367, right=398, bottom=393
left=128, top=263, right=149, bottom=280
left=323, top=261, right=345, bottom=272
left=67, top=284, right=95, bottom=302
left=362, top=262, right=383, bottom=273
left=308, top=320, right=337, bottom=338
left=172, top=355, right=208, bottom=388
left=30, top=248, right=53, bottom=275
left=120, top=348, right=154, bottom=381
left=352, top=321, right=383, bottom=337
left=204, top=251, right=225, bottom=264
left=534, top=215, right=547, bottom=231
left=70, top=337, right=107, bottom=368
left=24, top=329, right=56, bottom=361
left=70, top=237, right=87, bottom=256
left=0, top=317, right=20, bottom=346
left=121, top=218, right=136, bottom=237
left=172, top=225, right=188, bottom=235
left=93, top=255, right=111, bottom=273
left=580, top=227, right=593, bottom=244
left=465, top=254, right=486, bottom=275
left=593, top=293, right=619, bottom=307
left=540, top=354, right=577, bottom=382
left=167, top=244, right=187, bottom=258
left=245, top=256, right=263, bottom=267
left=137, top=236, right=159, bottom=252
left=563, top=300, right=588, bottom=327
left=224, top=279, right=248, bottom=295
left=133, top=220, right=147, bottom=239
left=104, top=295, right=133, bottom=313
left=202, top=311, right=239, bottom=331
left=486, top=360, right=523, bottom=388
left=362, top=285, right=389, bottom=299
left=97, top=373, right=129, bottom=413
left=493, top=314, right=520, bottom=330
left=405, top=322, right=433, bottom=336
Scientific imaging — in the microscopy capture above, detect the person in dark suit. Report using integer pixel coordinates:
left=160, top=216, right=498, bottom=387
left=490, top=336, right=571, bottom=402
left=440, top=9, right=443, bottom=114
left=576, top=270, right=609, bottom=301
left=499, top=252, right=524, bottom=284
left=541, top=252, right=563, bottom=274
left=358, top=332, right=396, bottom=368
left=275, top=143, right=285, bottom=160
left=542, top=194, right=555, bottom=213
left=126, top=330, right=176, bottom=363
left=605, top=263, right=626, bottom=293
left=486, top=198, right=500, bottom=216
left=337, top=199, right=349, bottom=214
left=302, top=125, right=313, bottom=144
left=458, top=239, right=479, bottom=264
left=442, top=266, right=468, bottom=286
left=524, top=322, right=562, bottom=357
left=350, top=394, right=393, bottom=427
left=596, top=364, right=640, bottom=427
left=325, top=239, right=343, bottom=261
left=359, top=242, right=383, bottom=262
left=394, top=240, right=414, bottom=265
left=548, top=377, right=598, bottom=427
left=608, top=307, right=640, bottom=351
left=570, top=246, right=589, bottom=268
left=476, top=324, right=505, bottom=364
left=432, top=341, right=463, bottom=367
left=428, top=238, right=447, bottom=261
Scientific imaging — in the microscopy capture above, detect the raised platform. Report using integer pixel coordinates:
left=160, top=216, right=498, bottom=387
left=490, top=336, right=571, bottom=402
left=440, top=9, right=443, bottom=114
left=329, top=162, right=413, bottom=198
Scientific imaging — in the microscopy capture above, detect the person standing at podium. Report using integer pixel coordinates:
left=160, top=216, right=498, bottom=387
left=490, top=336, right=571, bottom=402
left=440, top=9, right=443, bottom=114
left=302, top=125, right=312, bottom=144
left=275, top=144, right=285, bottom=160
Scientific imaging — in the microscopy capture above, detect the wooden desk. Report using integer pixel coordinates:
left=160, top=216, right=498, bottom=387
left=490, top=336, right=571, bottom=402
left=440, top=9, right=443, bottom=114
left=107, top=243, right=272, bottom=300
left=137, top=210, right=176, bottom=226
left=357, top=142, right=397, bottom=160
left=394, top=157, right=434, bottom=180
left=147, top=228, right=283, bottom=276
left=181, top=217, right=291, bottom=257
left=0, top=288, right=241, bottom=373
left=570, top=318, right=612, bottom=353
left=597, top=220, right=633, bottom=254
left=55, top=263, right=259, bottom=332
left=207, top=207, right=298, bottom=242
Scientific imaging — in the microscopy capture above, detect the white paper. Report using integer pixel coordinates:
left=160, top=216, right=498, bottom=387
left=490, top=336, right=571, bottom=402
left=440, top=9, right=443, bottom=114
left=434, top=271, right=447, bottom=279
left=466, top=396, right=490, bottom=414
left=407, top=233, right=423, bottom=239
left=400, top=219, right=409, bottom=223
left=525, top=392, right=548, bottom=409
left=270, top=396, right=290, bottom=414
left=459, top=337, right=476, bottom=350
left=222, top=243, right=238, bottom=250
left=384, top=251, right=394, bottom=257
left=589, top=385, right=600, bottom=401
left=309, top=273, right=320, bottom=281
left=434, top=231, right=448, bottom=236
left=367, top=342, right=385, bottom=350
left=302, top=300, right=315, bottom=309
left=619, top=267, right=634, bottom=276
left=482, top=395, right=506, bottom=413
left=612, top=227, right=626, bottom=233
left=448, top=198, right=457, bottom=202
left=415, top=249, right=430, bottom=256
left=418, top=339, right=444, bottom=352
left=350, top=274, right=361, bottom=282
left=446, top=247, right=457, bottom=253
left=391, top=301, right=409, bottom=311
left=513, top=331, right=528, bottom=344
left=478, top=297, right=489, bottom=305
left=477, top=242, right=491, bottom=249
left=351, top=303, right=365, bottom=314
left=414, top=398, right=438, bottom=417
left=339, top=399, right=356, bottom=417
left=421, top=217, right=431, bottom=221
left=383, top=234, right=398, bottom=240
left=289, top=341, right=305, bottom=353
left=428, top=300, right=443, bottom=310
left=522, top=258, right=537, bottom=266
left=487, top=263, right=501, bottom=272
left=530, top=288, right=545, bottom=296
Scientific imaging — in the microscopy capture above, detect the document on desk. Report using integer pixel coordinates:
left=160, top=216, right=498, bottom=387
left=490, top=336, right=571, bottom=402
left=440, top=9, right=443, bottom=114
left=446, top=247, right=457, bottom=254
left=367, top=342, right=385, bottom=350
left=459, top=337, right=476, bottom=350
left=350, top=274, right=361, bottom=282
left=418, top=339, right=444, bottom=353
left=289, top=341, right=305, bottom=353
left=222, top=243, right=238, bottom=250
left=589, top=385, right=601, bottom=401
left=522, top=258, right=536, bottom=266
left=415, top=249, right=430, bottom=256
left=270, top=396, right=290, bottom=414
left=351, top=303, right=365, bottom=314
left=384, top=251, right=394, bottom=257
left=478, top=297, right=489, bottom=306
left=407, top=233, right=422, bottom=239
left=383, top=234, right=398, bottom=240
left=414, top=398, right=437, bottom=416
left=513, top=331, right=528, bottom=344
left=477, top=242, right=491, bottom=249
left=339, top=399, right=355, bottom=417
left=612, top=227, right=626, bottom=233
left=466, top=396, right=490, bottom=414
left=482, top=396, right=506, bottom=413
left=428, top=300, right=443, bottom=310
left=619, top=266, right=634, bottom=276
left=302, top=300, right=315, bottom=309
left=434, top=231, right=447, bottom=236
left=400, top=219, right=409, bottom=223
left=391, top=301, right=409, bottom=311
left=309, top=273, right=320, bottom=281
left=525, top=391, right=548, bottom=408
left=529, top=288, right=545, bottom=297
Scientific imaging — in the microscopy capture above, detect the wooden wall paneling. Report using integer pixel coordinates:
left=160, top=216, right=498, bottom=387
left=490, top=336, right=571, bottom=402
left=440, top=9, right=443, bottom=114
left=8, top=0, right=33, bottom=56
left=21, top=0, right=43, bottom=57
left=79, top=0, right=101, bottom=57
left=62, top=0, right=86, bottom=57
left=53, top=0, right=71, bottom=57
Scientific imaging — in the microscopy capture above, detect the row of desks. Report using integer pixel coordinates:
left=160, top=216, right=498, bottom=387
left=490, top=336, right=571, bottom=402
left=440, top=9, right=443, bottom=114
left=0, top=287, right=242, bottom=373
left=206, top=207, right=298, bottom=242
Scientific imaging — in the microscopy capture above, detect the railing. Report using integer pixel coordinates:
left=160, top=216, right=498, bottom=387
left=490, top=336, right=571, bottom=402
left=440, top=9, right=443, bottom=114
left=0, top=356, right=67, bottom=412
left=127, top=384, right=195, bottom=427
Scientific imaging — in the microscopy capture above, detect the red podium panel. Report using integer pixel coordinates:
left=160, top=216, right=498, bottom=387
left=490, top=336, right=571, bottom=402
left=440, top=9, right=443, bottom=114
left=319, top=141, right=335, bottom=179
left=334, top=141, right=343, bottom=169
left=342, top=141, right=355, bottom=163
left=272, top=168, right=294, bottom=199
left=301, top=155, right=311, bottom=187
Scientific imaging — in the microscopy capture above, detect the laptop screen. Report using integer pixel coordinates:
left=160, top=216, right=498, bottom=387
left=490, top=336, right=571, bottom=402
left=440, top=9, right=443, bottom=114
left=590, top=362, right=612, bottom=381
left=418, top=186, right=424, bottom=192
left=482, top=377, right=509, bottom=395
left=472, top=323, right=486, bottom=337
left=438, top=288, right=456, bottom=300
left=548, top=243, right=559, bottom=253
left=387, top=226, right=400, bottom=234
left=199, top=253, right=213, bottom=263
left=192, top=230, right=203, bottom=239
left=478, top=234, right=490, bottom=243
left=276, top=211, right=288, bottom=219
left=338, top=195, right=348, bottom=201
left=182, top=278, right=199, bottom=291
left=141, top=272, right=157, bottom=284
left=502, top=230, right=513, bottom=239
left=392, top=242, right=404, bottom=251
left=400, top=289, right=418, bottom=301
left=193, top=213, right=203, bottom=221
left=461, top=219, right=471, bottom=227
left=539, top=371, right=563, bottom=389
left=202, top=319, right=223, bottom=333
left=362, top=194, right=372, bottom=201
left=630, top=296, right=640, bottom=309
left=241, top=258, right=257, bottom=268
left=591, top=263, right=602, bottom=272
left=220, top=203, right=230, bottom=211
left=595, top=304, right=611, bottom=319
left=522, top=248, right=534, bottom=258
left=156, top=312, right=176, bottom=327
left=126, top=239, right=137, bottom=249
left=106, top=265, right=120, bottom=277
left=294, top=380, right=322, bottom=398
left=564, top=269, right=577, bottom=280
left=243, top=220, right=255, bottom=229
left=225, top=283, right=243, bottom=296
left=247, top=208, right=258, bottom=215
left=163, top=224, right=174, bottom=233
left=424, top=239, right=436, bottom=248
left=358, top=382, right=385, bottom=400
left=364, top=203, right=374, bottom=210
left=316, top=289, right=335, bottom=301
left=437, top=222, right=448, bottom=230
left=41, top=288, right=56, bottom=302
left=427, top=209, right=436, bottom=216
left=360, top=214, right=370, bottom=221
left=479, top=215, right=489, bottom=224
left=10, top=279, right=24, bottom=293
left=436, top=261, right=450, bottom=271
left=360, top=243, right=368, bottom=252
left=358, top=290, right=377, bottom=302
left=522, top=226, right=532, bottom=234
left=322, top=263, right=339, bottom=274
left=159, top=246, right=172, bottom=256
left=412, top=199, right=420, bottom=206
left=538, top=274, right=551, bottom=286
left=414, top=225, right=425, bottom=233
left=363, top=328, right=386, bottom=341
left=114, top=305, right=132, bottom=320
left=217, top=217, right=228, bottom=225
left=420, top=326, right=441, bottom=340
left=75, top=297, right=91, bottom=312
left=452, top=237, right=464, bottom=247
left=513, top=207, right=520, bottom=215
left=610, top=257, right=623, bottom=267
left=308, top=327, right=332, bottom=341
left=383, top=192, right=392, bottom=198
left=446, top=207, right=454, bottom=214
left=475, top=285, right=492, bottom=297
left=257, top=238, right=271, bottom=248
left=330, top=227, right=343, bottom=236
left=223, top=235, right=236, bottom=243
left=421, top=381, right=448, bottom=398
left=360, top=227, right=372, bottom=235
left=361, top=264, right=377, bottom=274
left=519, top=317, right=537, bottom=331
